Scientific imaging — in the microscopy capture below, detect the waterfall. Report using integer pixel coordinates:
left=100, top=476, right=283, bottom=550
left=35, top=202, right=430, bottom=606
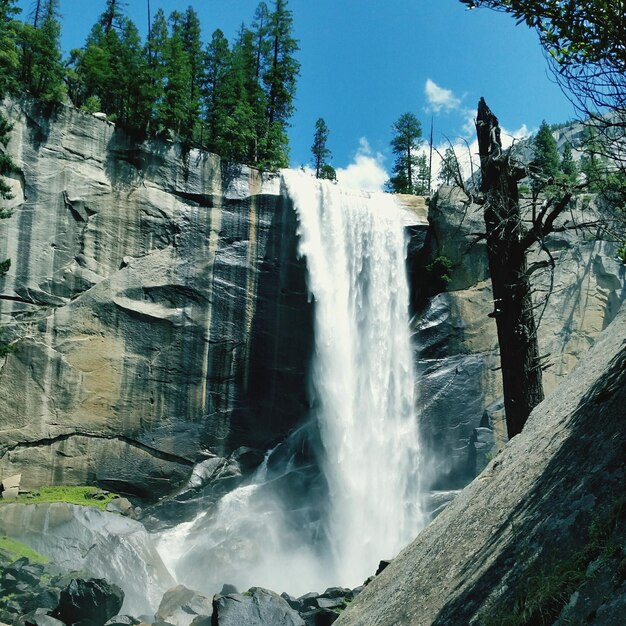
left=155, top=171, right=425, bottom=595
left=284, top=170, right=425, bottom=585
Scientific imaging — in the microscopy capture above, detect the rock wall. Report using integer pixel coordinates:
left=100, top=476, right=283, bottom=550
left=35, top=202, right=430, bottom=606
left=336, top=302, right=626, bottom=626
left=0, top=98, right=312, bottom=499
left=415, top=186, right=626, bottom=493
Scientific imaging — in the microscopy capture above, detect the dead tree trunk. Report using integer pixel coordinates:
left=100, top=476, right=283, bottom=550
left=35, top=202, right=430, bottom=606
left=476, top=98, right=544, bottom=439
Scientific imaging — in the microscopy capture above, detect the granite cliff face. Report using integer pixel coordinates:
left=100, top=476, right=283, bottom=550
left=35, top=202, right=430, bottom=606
left=0, top=98, right=312, bottom=498
left=415, top=186, right=626, bottom=494
left=0, top=98, right=622, bottom=509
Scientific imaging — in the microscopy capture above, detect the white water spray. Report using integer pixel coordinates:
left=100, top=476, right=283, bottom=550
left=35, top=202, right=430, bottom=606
left=284, top=170, right=425, bottom=585
left=155, top=171, right=425, bottom=595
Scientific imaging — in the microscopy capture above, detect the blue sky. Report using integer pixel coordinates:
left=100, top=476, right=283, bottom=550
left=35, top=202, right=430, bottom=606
left=16, top=0, right=576, bottom=187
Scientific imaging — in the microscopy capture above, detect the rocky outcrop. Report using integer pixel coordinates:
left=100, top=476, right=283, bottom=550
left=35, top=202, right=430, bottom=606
left=416, top=186, right=626, bottom=493
left=0, top=502, right=173, bottom=615
left=213, top=588, right=305, bottom=626
left=0, top=98, right=312, bottom=498
left=335, top=303, right=626, bottom=625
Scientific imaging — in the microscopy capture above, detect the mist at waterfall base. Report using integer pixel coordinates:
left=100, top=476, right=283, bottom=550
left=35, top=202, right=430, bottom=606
left=156, top=171, right=426, bottom=597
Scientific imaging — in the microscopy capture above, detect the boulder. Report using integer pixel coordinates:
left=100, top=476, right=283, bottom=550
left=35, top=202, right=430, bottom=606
left=103, top=617, right=141, bottom=626
left=105, top=498, right=134, bottom=517
left=14, top=608, right=64, bottom=626
left=52, top=578, right=124, bottom=625
left=155, top=585, right=213, bottom=626
left=300, top=608, right=338, bottom=626
left=213, top=587, right=305, bottom=626
left=0, top=503, right=174, bottom=616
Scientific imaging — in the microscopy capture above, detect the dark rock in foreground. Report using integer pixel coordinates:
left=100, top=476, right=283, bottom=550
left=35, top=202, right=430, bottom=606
left=213, top=587, right=305, bottom=626
left=52, top=579, right=124, bottom=626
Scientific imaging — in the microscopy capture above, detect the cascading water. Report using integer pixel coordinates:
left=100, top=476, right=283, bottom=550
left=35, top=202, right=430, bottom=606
left=284, top=170, right=426, bottom=584
left=155, top=171, right=426, bottom=595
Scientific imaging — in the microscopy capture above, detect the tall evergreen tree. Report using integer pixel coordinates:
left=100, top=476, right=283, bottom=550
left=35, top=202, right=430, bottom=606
left=69, top=5, right=150, bottom=133
left=439, top=146, right=460, bottom=185
left=203, top=28, right=230, bottom=151
left=144, top=8, right=168, bottom=130
left=157, top=22, right=192, bottom=138
left=178, top=7, right=204, bottom=142
left=311, top=117, right=331, bottom=178
left=560, top=141, right=578, bottom=184
left=100, top=0, right=125, bottom=33
left=211, top=27, right=257, bottom=163
left=29, top=0, right=65, bottom=102
left=251, top=2, right=270, bottom=79
left=532, top=120, right=560, bottom=192
left=0, top=0, right=20, bottom=95
left=388, top=112, right=423, bottom=194
left=260, top=0, right=299, bottom=167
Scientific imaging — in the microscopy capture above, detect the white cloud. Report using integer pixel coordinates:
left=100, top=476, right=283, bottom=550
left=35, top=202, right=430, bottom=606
left=335, top=137, right=389, bottom=192
left=425, top=79, right=461, bottom=113
left=430, top=123, right=532, bottom=188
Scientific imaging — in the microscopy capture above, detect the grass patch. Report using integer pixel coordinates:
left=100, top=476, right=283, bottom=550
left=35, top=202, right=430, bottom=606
left=0, top=536, right=48, bottom=564
left=2, top=486, right=117, bottom=511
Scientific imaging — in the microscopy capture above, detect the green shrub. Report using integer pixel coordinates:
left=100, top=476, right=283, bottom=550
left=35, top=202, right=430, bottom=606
left=425, top=255, right=454, bottom=294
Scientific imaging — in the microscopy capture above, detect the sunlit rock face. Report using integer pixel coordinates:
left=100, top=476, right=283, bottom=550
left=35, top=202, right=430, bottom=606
left=0, top=98, right=312, bottom=498
left=0, top=502, right=173, bottom=615
left=415, top=185, right=626, bottom=494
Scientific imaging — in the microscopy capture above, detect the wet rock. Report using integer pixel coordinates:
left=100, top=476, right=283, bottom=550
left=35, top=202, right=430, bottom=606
left=280, top=592, right=300, bottom=611
left=219, top=584, right=239, bottom=596
left=105, top=498, right=134, bottom=517
left=0, top=503, right=174, bottom=615
left=319, top=588, right=351, bottom=600
left=52, top=578, right=124, bottom=626
left=155, top=585, right=213, bottom=626
left=374, top=561, right=391, bottom=576
left=103, top=617, right=141, bottom=626
left=14, top=608, right=64, bottom=626
left=296, top=592, right=318, bottom=609
left=300, top=608, right=338, bottom=626
left=213, top=587, right=304, bottom=626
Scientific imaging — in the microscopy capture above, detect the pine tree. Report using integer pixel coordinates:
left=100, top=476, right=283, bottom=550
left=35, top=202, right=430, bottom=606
left=68, top=4, right=151, bottom=133
left=388, top=112, right=423, bottom=194
left=415, top=153, right=430, bottom=195
left=532, top=120, right=560, bottom=192
left=560, top=142, right=578, bottom=184
left=179, top=7, right=204, bottom=143
left=211, top=28, right=257, bottom=163
left=260, top=0, right=299, bottom=167
left=100, top=0, right=125, bottom=33
left=116, top=18, right=151, bottom=132
left=439, top=146, right=460, bottom=186
left=251, top=2, right=270, bottom=80
left=0, top=0, right=20, bottom=95
left=144, top=8, right=168, bottom=131
left=311, top=118, right=331, bottom=178
left=157, top=23, right=192, bottom=138
left=203, top=28, right=230, bottom=151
